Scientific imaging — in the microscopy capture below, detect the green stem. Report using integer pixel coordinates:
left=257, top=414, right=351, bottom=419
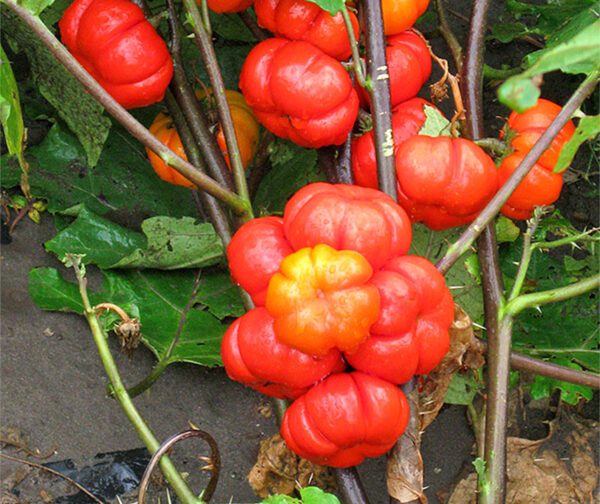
left=182, top=0, right=253, bottom=220
left=434, top=0, right=463, bottom=71
left=474, top=138, right=509, bottom=158
left=68, top=257, right=202, bottom=504
left=341, top=5, right=367, bottom=89
left=505, top=273, right=600, bottom=317
left=508, top=208, right=544, bottom=301
left=483, top=64, right=522, bottom=81
left=1, top=0, right=251, bottom=219
left=200, top=0, right=211, bottom=35
left=532, top=227, right=600, bottom=250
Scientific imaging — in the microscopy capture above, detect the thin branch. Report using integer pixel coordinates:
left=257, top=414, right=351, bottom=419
left=457, top=2, right=509, bottom=504
left=508, top=208, right=544, bottom=301
left=138, top=428, right=220, bottom=503
left=477, top=340, right=600, bottom=389
left=239, top=11, right=269, bottom=41
left=505, top=273, right=600, bottom=317
left=182, top=0, right=252, bottom=216
left=532, top=227, right=600, bottom=250
left=336, top=131, right=355, bottom=184
left=126, top=271, right=203, bottom=397
left=480, top=315, right=513, bottom=504
left=0, top=453, right=103, bottom=504
left=334, top=467, right=372, bottom=504
left=65, top=255, right=201, bottom=504
left=434, top=0, right=463, bottom=71
left=165, top=0, right=234, bottom=192
left=163, top=92, right=233, bottom=244
left=1, top=0, right=250, bottom=219
left=341, top=5, right=367, bottom=89
left=436, top=70, right=600, bottom=274
left=363, top=0, right=397, bottom=201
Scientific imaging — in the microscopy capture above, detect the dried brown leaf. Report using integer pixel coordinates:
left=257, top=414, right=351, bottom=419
left=387, top=386, right=427, bottom=503
left=419, top=304, right=484, bottom=430
left=248, top=434, right=336, bottom=499
left=448, top=413, right=599, bottom=504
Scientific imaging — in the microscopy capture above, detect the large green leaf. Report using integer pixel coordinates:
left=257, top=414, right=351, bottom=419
left=554, top=114, right=600, bottom=173
left=45, top=208, right=146, bottom=268
left=29, top=266, right=229, bottom=367
left=498, top=18, right=600, bottom=111
left=489, top=0, right=596, bottom=44
left=1, top=123, right=196, bottom=217
left=2, top=10, right=111, bottom=167
left=0, top=44, right=26, bottom=176
left=410, top=224, right=485, bottom=325
left=530, top=357, right=594, bottom=405
left=44, top=208, right=225, bottom=269
left=500, top=237, right=600, bottom=374
left=253, top=139, right=325, bottom=214
left=18, top=0, right=56, bottom=16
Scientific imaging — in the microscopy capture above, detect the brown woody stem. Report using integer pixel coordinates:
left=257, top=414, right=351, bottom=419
left=182, top=0, right=252, bottom=218
left=434, top=0, right=463, bottom=71
left=166, top=0, right=235, bottom=192
left=363, top=0, right=397, bottom=201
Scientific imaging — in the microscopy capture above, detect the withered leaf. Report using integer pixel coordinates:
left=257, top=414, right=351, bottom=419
left=248, top=434, right=336, bottom=499
left=419, top=304, right=484, bottom=430
left=387, top=385, right=427, bottom=503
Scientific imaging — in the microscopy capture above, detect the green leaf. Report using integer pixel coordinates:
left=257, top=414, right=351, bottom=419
left=2, top=10, right=111, bottom=167
left=299, top=487, right=341, bottom=504
left=524, top=3, right=600, bottom=68
left=195, top=271, right=245, bottom=320
left=45, top=209, right=225, bottom=270
left=409, top=224, right=485, bottom=325
left=1, top=123, right=196, bottom=217
left=497, top=77, right=541, bottom=113
left=253, top=140, right=325, bottom=214
left=418, top=105, right=452, bottom=137
left=554, top=115, right=600, bottom=173
left=262, top=496, right=300, bottom=504
left=40, top=0, right=72, bottom=28
left=444, top=372, right=483, bottom=406
left=490, top=0, right=596, bottom=45
left=209, top=11, right=255, bottom=42
left=501, top=238, right=600, bottom=372
left=473, top=457, right=490, bottom=496
left=111, top=217, right=224, bottom=270
left=529, top=357, right=594, bottom=404
left=45, top=208, right=146, bottom=268
left=18, top=0, right=56, bottom=16
left=498, top=19, right=600, bottom=112
left=29, top=266, right=228, bottom=367
left=305, top=0, right=345, bottom=15
left=260, top=488, right=340, bottom=504
left=489, top=21, right=530, bottom=44
left=0, top=44, right=26, bottom=174
left=495, top=215, right=521, bottom=243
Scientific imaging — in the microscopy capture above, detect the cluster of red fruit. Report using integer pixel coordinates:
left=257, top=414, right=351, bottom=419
left=233, top=1, right=575, bottom=229
left=223, top=183, right=455, bottom=467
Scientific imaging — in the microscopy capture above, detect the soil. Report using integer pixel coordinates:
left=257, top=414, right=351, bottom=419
left=1, top=1, right=598, bottom=503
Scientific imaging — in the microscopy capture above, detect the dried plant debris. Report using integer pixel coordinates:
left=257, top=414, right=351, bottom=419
left=419, top=304, right=484, bottom=430
left=447, top=413, right=599, bottom=504
left=248, top=434, right=336, bottom=499
left=0, top=427, right=54, bottom=459
left=387, top=386, right=426, bottom=504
